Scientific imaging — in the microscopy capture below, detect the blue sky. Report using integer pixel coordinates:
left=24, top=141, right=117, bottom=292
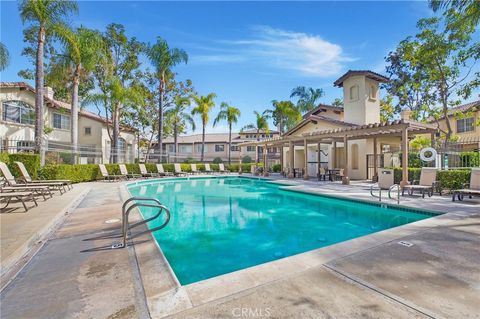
left=0, top=1, right=447, bottom=133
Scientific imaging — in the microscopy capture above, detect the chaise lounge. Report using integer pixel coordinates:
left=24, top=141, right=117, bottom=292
left=174, top=163, right=188, bottom=176
left=0, top=190, right=38, bottom=212
left=15, top=161, right=72, bottom=191
left=119, top=164, right=142, bottom=180
left=156, top=164, right=174, bottom=177
left=99, top=164, right=125, bottom=182
left=139, top=164, right=158, bottom=178
left=402, top=167, right=439, bottom=198
left=452, top=167, right=480, bottom=201
left=0, top=162, right=55, bottom=198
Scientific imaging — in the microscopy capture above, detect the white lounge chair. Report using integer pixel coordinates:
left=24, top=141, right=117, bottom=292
left=452, top=167, right=480, bottom=201
left=191, top=164, right=200, bottom=174
left=119, top=164, right=142, bottom=180
left=0, top=190, right=38, bottom=212
left=174, top=163, right=188, bottom=176
left=0, top=162, right=55, bottom=198
left=402, top=167, right=438, bottom=198
left=139, top=164, right=158, bottom=178
left=204, top=163, right=214, bottom=174
left=156, top=164, right=173, bottom=177
left=15, top=161, right=72, bottom=190
left=218, top=163, right=230, bottom=174
left=99, top=164, right=125, bottom=182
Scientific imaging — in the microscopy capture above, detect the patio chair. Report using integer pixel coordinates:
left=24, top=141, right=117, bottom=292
left=219, top=163, right=230, bottom=174
left=174, top=163, right=188, bottom=176
left=139, top=164, right=158, bottom=178
left=119, top=164, right=142, bottom=180
left=15, top=161, right=72, bottom=191
left=452, top=167, right=480, bottom=201
left=402, top=167, right=438, bottom=198
left=190, top=164, right=200, bottom=174
left=0, top=162, right=55, bottom=198
left=156, top=164, right=174, bottom=177
left=0, top=190, right=38, bottom=212
left=318, top=167, right=330, bottom=181
left=204, top=163, right=214, bottom=174
left=98, top=164, right=125, bottom=182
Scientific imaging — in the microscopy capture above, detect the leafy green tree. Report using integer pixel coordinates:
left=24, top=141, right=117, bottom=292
left=52, top=27, right=103, bottom=161
left=266, top=100, right=300, bottom=135
left=19, top=0, right=78, bottom=156
left=89, top=24, right=144, bottom=162
left=331, top=98, right=343, bottom=107
left=385, top=17, right=478, bottom=144
left=429, top=0, right=480, bottom=30
left=192, top=93, right=216, bottom=161
left=242, top=111, right=270, bottom=163
left=213, top=102, right=241, bottom=164
left=0, top=42, right=9, bottom=71
left=145, top=37, right=188, bottom=161
left=380, top=94, right=400, bottom=122
left=165, top=96, right=195, bottom=157
left=290, top=86, right=324, bottom=113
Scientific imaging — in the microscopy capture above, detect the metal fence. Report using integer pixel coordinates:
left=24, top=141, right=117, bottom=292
left=1, top=138, right=135, bottom=164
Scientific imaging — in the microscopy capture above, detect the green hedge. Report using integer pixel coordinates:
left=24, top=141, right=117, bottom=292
left=39, top=164, right=101, bottom=183
left=0, top=153, right=41, bottom=179
left=393, top=168, right=472, bottom=191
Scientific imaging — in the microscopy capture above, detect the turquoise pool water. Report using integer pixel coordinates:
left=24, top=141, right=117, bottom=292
left=128, top=177, right=434, bottom=285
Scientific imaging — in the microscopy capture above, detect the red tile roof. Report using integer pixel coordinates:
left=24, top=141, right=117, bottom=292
left=333, top=70, right=389, bottom=87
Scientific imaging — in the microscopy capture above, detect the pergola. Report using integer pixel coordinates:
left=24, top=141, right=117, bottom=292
left=238, top=119, right=438, bottom=186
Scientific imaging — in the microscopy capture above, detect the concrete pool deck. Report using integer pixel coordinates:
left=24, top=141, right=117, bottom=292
left=1, top=174, right=479, bottom=318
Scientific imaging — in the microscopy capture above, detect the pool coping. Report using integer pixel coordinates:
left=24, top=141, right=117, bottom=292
left=121, top=175, right=464, bottom=318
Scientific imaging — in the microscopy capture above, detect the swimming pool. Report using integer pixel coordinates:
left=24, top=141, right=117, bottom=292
left=127, top=177, right=435, bottom=285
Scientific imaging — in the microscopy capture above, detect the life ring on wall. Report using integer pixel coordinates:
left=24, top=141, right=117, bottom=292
left=420, top=147, right=437, bottom=162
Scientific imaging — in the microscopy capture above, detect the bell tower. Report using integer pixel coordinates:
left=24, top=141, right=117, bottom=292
left=334, top=70, right=389, bottom=125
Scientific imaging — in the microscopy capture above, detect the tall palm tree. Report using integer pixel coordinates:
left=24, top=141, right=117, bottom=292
left=266, top=100, right=300, bottom=135
left=145, top=37, right=188, bottom=162
left=191, top=93, right=216, bottom=161
left=165, top=96, right=195, bottom=159
left=19, top=0, right=78, bottom=157
left=213, top=102, right=241, bottom=164
left=0, top=42, right=9, bottom=71
left=242, top=111, right=270, bottom=163
left=53, top=27, right=103, bottom=162
left=290, top=86, right=324, bottom=113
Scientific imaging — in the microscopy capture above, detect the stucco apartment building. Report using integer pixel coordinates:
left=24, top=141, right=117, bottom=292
left=0, top=82, right=137, bottom=163
left=429, top=100, right=480, bottom=151
left=160, top=129, right=280, bottom=162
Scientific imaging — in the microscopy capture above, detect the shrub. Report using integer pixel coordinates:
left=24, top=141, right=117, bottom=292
left=8, top=153, right=41, bottom=179
left=241, top=155, right=252, bottom=163
left=392, top=168, right=472, bottom=192
left=39, top=164, right=101, bottom=183
left=183, top=157, right=195, bottom=163
left=271, top=163, right=281, bottom=172
left=0, top=152, right=9, bottom=163
left=458, top=152, right=480, bottom=167
left=213, top=157, right=223, bottom=164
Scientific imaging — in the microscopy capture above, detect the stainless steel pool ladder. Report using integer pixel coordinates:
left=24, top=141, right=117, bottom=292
left=370, top=184, right=401, bottom=204
left=112, top=197, right=171, bottom=249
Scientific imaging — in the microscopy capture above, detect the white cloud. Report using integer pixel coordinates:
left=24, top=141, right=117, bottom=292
left=190, top=25, right=352, bottom=77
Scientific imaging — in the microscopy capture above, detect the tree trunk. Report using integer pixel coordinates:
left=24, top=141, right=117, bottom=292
left=35, top=25, right=45, bottom=161
left=174, top=125, right=178, bottom=162
left=157, top=73, right=164, bottom=163
left=256, top=129, right=260, bottom=164
left=228, top=123, right=232, bottom=165
left=71, top=67, right=80, bottom=164
left=201, top=123, right=205, bottom=162
left=112, top=106, right=120, bottom=163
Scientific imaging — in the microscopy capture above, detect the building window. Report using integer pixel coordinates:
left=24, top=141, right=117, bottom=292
left=349, top=85, right=359, bottom=101
left=2, top=100, right=35, bottom=125
left=231, top=145, right=240, bottom=152
left=215, top=144, right=224, bottom=152
left=195, top=144, right=206, bottom=153
left=53, top=113, right=70, bottom=130
left=247, top=146, right=256, bottom=152
left=351, top=144, right=359, bottom=169
left=179, top=145, right=192, bottom=153
left=167, top=144, right=175, bottom=153
left=457, top=117, right=474, bottom=133
left=369, top=85, right=377, bottom=100
left=84, top=127, right=92, bottom=135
